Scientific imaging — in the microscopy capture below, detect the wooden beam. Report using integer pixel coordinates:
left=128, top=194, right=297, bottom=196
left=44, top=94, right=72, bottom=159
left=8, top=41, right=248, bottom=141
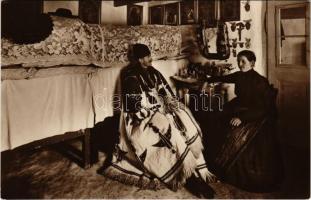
left=114, top=0, right=150, bottom=7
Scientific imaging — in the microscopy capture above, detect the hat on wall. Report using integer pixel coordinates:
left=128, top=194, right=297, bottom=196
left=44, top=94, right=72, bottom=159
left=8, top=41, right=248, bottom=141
left=132, top=43, right=151, bottom=59
left=49, top=8, right=78, bottom=18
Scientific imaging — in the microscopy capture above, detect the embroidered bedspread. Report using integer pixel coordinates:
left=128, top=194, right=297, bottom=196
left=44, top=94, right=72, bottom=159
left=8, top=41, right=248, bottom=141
left=1, top=16, right=182, bottom=68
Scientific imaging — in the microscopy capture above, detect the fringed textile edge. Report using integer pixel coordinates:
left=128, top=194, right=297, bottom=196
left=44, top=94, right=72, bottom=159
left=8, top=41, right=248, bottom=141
left=166, top=148, right=198, bottom=191
left=99, top=165, right=166, bottom=190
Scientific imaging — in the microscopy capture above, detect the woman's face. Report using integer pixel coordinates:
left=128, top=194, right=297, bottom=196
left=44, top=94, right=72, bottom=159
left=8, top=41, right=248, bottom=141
left=139, top=55, right=152, bottom=68
left=237, top=56, right=253, bottom=72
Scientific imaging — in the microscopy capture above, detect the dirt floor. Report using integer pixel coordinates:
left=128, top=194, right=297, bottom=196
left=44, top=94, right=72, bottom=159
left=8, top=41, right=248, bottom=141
left=1, top=141, right=308, bottom=199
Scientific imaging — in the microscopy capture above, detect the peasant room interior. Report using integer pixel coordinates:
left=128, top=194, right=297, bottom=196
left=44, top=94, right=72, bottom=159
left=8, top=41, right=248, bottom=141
left=1, top=0, right=310, bottom=199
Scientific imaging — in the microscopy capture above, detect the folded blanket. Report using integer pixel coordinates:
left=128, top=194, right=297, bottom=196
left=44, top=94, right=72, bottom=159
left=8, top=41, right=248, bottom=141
left=2, top=16, right=182, bottom=68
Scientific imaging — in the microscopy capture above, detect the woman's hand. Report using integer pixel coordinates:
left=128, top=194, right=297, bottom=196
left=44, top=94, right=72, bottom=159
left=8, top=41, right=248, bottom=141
left=230, top=117, right=242, bottom=127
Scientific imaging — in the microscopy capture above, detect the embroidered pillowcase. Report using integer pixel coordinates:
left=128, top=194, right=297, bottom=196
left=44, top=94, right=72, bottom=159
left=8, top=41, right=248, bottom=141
left=1, top=16, right=93, bottom=68
left=2, top=17, right=182, bottom=68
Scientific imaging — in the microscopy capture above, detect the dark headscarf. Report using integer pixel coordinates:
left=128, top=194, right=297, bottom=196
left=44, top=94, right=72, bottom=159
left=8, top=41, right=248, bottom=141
left=132, top=43, right=151, bottom=60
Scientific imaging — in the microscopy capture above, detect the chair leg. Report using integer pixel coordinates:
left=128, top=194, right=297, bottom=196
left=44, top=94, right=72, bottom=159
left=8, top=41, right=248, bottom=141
left=90, top=129, right=99, bottom=164
left=82, top=129, right=91, bottom=169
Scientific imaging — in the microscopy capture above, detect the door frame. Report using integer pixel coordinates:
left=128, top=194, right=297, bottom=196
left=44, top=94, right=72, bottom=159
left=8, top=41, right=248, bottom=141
left=266, top=0, right=310, bottom=147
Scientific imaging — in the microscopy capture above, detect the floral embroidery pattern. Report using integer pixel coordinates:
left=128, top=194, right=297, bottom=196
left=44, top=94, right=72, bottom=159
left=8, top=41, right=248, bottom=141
left=2, top=17, right=182, bottom=68
left=2, top=16, right=92, bottom=67
left=100, top=25, right=182, bottom=64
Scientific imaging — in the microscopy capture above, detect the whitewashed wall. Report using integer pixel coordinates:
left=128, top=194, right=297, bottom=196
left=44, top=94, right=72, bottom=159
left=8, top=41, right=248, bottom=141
left=44, top=1, right=149, bottom=25
left=42, top=0, right=267, bottom=101
left=101, top=1, right=127, bottom=25
left=240, top=0, right=267, bottom=76
left=190, top=1, right=267, bottom=100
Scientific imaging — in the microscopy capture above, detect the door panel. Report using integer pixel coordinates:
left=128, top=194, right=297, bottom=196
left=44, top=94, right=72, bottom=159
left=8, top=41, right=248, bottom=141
left=278, top=81, right=309, bottom=146
left=267, top=0, right=310, bottom=148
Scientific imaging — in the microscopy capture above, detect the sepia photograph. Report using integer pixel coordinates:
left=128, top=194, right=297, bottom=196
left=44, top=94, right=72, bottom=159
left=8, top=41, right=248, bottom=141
left=164, top=2, right=179, bottom=25
left=220, top=0, right=240, bottom=22
left=78, top=0, right=101, bottom=24
left=198, top=0, right=216, bottom=27
left=1, top=0, right=310, bottom=199
left=149, top=5, right=164, bottom=24
left=180, top=0, right=196, bottom=24
left=127, top=4, right=143, bottom=25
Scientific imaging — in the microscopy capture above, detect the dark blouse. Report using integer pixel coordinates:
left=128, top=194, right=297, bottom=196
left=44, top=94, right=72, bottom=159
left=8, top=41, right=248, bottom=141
left=121, top=63, right=174, bottom=113
left=207, top=69, right=273, bottom=122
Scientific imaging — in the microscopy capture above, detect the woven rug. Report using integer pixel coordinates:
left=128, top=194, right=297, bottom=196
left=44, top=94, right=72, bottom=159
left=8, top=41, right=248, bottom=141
left=0, top=145, right=280, bottom=199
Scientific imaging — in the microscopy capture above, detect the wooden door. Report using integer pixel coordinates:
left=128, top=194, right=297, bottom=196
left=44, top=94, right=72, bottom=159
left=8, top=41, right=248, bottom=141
left=267, top=1, right=310, bottom=148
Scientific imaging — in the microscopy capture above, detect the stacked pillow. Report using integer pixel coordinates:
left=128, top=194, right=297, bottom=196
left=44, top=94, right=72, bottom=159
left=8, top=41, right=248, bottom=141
left=2, top=16, right=92, bottom=67
left=2, top=16, right=182, bottom=68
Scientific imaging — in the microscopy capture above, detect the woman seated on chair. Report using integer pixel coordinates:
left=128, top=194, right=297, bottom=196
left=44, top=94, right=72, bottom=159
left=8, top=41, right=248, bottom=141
left=102, top=44, right=216, bottom=198
left=206, top=50, right=283, bottom=192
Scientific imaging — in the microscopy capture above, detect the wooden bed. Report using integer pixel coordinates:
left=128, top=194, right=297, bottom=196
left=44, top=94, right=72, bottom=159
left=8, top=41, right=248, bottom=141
left=1, top=58, right=188, bottom=168
left=1, top=16, right=188, bottom=168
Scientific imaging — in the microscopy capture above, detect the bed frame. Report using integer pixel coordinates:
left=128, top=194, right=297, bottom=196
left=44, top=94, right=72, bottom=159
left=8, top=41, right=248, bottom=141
left=2, top=129, right=97, bottom=169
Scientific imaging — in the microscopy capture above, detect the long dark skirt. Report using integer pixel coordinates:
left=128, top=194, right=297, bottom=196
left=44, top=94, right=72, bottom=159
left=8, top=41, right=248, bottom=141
left=215, top=118, right=284, bottom=192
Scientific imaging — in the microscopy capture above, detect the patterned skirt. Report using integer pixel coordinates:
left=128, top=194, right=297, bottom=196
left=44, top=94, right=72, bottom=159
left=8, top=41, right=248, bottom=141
left=100, top=106, right=209, bottom=191
left=215, top=118, right=284, bottom=192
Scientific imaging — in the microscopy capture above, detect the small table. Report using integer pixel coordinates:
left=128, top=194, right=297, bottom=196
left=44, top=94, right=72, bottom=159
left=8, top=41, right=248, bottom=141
left=170, top=76, right=203, bottom=98
left=170, top=75, right=222, bottom=107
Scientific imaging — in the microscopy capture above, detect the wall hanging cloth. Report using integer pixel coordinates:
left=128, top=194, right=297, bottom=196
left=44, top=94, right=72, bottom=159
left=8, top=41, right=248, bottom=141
left=1, top=16, right=182, bottom=68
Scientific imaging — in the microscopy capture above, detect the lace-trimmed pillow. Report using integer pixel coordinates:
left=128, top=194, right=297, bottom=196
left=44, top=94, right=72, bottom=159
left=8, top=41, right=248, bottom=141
left=1, top=16, right=93, bottom=68
left=1, top=17, right=182, bottom=68
left=99, top=25, right=182, bottom=66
